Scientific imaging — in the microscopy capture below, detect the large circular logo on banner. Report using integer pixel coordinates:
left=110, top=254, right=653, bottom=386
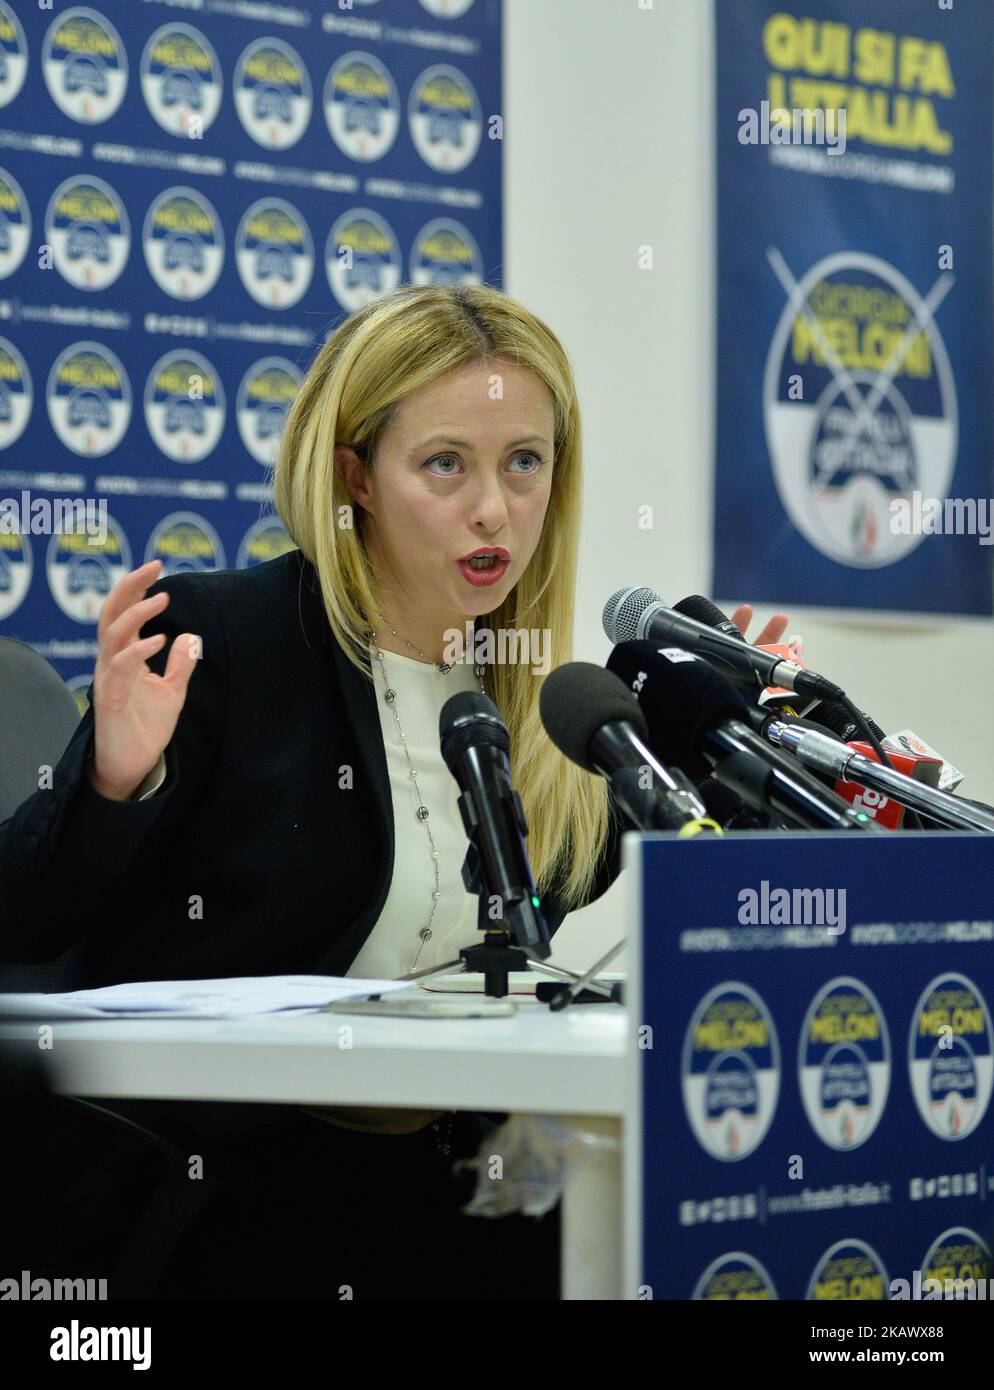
left=763, top=252, right=957, bottom=568
left=47, top=514, right=131, bottom=623
left=141, top=24, right=222, bottom=138
left=236, top=357, right=301, bottom=467
left=47, top=341, right=131, bottom=456
left=799, top=977, right=890, bottom=1150
left=143, top=188, right=224, bottom=300
left=0, top=335, right=33, bottom=448
left=236, top=516, right=295, bottom=570
left=408, top=64, right=482, bottom=172
left=45, top=175, right=130, bottom=292
left=42, top=7, right=128, bottom=124
left=806, top=1239, right=889, bottom=1300
left=681, top=982, right=780, bottom=1161
left=0, top=530, right=31, bottom=621
left=921, top=1227, right=992, bottom=1294
left=236, top=198, right=313, bottom=309
left=692, top=1252, right=777, bottom=1300
left=326, top=208, right=401, bottom=311
left=0, top=3, right=28, bottom=111
left=0, top=167, right=31, bottom=279
left=235, top=38, right=311, bottom=149
left=410, top=218, right=483, bottom=286
left=144, top=350, right=225, bottom=463
left=324, top=51, right=399, bottom=162
left=419, top=0, right=477, bottom=18
left=908, top=973, right=993, bottom=1140
left=144, top=512, right=225, bottom=575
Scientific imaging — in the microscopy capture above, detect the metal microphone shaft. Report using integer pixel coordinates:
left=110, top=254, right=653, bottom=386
left=768, top=723, right=994, bottom=834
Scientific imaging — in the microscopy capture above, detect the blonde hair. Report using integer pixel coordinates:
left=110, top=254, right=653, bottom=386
left=273, top=284, right=614, bottom=912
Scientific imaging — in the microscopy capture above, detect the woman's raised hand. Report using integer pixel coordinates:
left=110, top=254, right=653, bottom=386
left=87, top=559, right=201, bottom=801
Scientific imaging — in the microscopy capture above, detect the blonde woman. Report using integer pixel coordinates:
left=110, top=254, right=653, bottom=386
left=3, top=283, right=786, bottom=1297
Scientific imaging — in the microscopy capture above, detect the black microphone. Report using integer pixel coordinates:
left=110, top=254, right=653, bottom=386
left=602, top=586, right=844, bottom=702
left=539, top=662, right=721, bottom=834
left=673, top=594, right=886, bottom=743
left=439, top=691, right=549, bottom=958
left=606, top=641, right=887, bottom=833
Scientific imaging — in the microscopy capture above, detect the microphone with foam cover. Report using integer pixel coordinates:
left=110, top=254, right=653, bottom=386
left=606, top=641, right=886, bottom=833
left=539, top=662, right=720, bottom=834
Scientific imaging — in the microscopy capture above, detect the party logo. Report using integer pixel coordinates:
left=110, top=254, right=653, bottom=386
left=682, top=982, right=780, bottom=1161
left=326, top=207, right=401, bottom=312
left=799, top=977, right=890, bottom=1149
left=408, top=64, right=481, bottom=172
left=143, top=187, right=224, bottom=300
left=141, top=24, right=222, bottom=138
left=47, top=514, right=130, bottom=623
left=324, top=51, right=399, bottom=162
left=236, top=198, right=313, bottom=309
left=235, top=39, right=311, bottom=149
left=42, top=8, right=127, bottom=124
left=236, top=357, right=301, bottom=467
left=144, top=350, right=225, bottom=463
left=909, top=973, right=993, bottom=1140
left=45, top=175, right=130, bottom=292
left=47, top=341, right=131, bottom=456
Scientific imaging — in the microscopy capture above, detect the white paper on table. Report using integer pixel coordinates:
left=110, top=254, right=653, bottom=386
left=0, top=974, right=416, bottom=1020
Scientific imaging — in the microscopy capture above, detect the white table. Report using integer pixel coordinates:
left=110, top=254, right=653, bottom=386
left=0, top=996, right=629, bottom=1299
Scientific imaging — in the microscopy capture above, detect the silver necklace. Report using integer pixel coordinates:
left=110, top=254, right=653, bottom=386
left=370, top=610, right=488, bottom=971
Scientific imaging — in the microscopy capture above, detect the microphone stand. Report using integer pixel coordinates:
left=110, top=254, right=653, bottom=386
left=394, top=840, right=622, bottom=1005
left=393, top=840, right=541, bottom=1000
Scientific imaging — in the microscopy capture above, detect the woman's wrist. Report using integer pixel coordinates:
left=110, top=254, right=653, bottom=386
left=86, top=753, right=142, bottom=802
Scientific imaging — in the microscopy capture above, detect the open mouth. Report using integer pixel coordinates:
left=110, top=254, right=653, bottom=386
left=457, top=551, right=511, bottom=585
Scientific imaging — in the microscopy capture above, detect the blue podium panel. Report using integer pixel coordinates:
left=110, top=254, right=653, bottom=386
left=627, top=831, right=994, bottom=1301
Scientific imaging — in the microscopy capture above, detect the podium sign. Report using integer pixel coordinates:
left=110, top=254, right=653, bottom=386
left=624, top=831, right=994, bottom=1300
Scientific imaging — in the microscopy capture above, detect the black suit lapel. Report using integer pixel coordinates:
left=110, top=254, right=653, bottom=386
left=294, top=555, right=395, bottom=974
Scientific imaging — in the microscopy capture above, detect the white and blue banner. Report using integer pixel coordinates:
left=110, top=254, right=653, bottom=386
left=713, top=0, right=994, bottom=617
left=628, top=832, right=994, bottom=1301
left=0, top=0, right=501, bottom=709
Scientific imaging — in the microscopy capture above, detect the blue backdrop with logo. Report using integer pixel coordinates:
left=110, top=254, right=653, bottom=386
left=634, top=832, right=994, bottom=1301
left=0, top=0, right=501, bottom=712
left=713, top=0, right=994, bottom=617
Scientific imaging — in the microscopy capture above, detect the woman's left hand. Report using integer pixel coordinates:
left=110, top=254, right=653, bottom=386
left=729, top=604, right=790, bottom=647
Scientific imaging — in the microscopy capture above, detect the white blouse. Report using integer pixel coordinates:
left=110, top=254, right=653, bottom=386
left=131, top=640, right=488, bottom=980
left=344, top=643, right=488, bottom=980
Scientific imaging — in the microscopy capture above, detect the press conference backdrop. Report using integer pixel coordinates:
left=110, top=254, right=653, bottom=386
left=713, top=0, right=994, bottom=619
left=0, top=0, right=501, bottom=707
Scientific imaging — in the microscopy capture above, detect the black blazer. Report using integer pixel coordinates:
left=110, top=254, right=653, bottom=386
left=1, top=549, right=625, bottom=988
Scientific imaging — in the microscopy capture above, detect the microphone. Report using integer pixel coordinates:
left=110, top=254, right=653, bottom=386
left=766, top=722, right=994, bottom=834
left=603, top=587, right=844, bottom=702
left=828, top=740, right=941, bottom=830
left=606, top=641, right=886, bottom=833
left=439, top=691, right=550, bottom=958
left=538, top=662, right=722, bottom=835
left=675, top=596, right=960, bottom=827
left=674, top=594, right=864, bottom=722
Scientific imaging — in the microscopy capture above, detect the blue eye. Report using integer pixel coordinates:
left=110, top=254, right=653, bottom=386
left=423, top=452, right=544, bottom=476
left=509, top=453, right=543, bottom=473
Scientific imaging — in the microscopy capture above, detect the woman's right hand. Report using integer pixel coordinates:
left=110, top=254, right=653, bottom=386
left=87, top=559, right=201, bottom=802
